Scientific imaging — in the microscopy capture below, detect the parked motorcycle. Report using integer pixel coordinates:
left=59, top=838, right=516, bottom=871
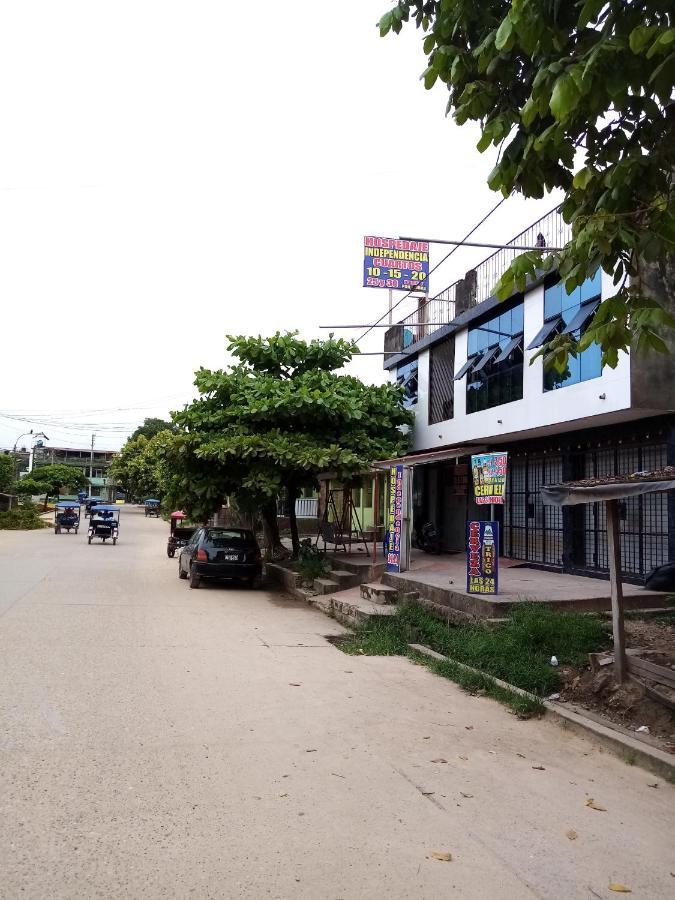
left=416, top=521, right=442, bottom=554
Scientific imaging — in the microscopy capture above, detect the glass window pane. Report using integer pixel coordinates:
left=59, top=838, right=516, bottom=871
left=468, top=330, right=478, bottom=356
left=511, top=304, right=524, bottom=334
left=580, top=341, right=602, bottom=382
left=499, top=309, right=512, bottom=340
left=476, top=327, right=488, bottom=352
left=561, top=283, right=580, bottom=314
left=544, top=282, right=562, bottom=319
left=512, top=364, right=523, bottom=401
left=580, top=269, right=602, bottom=302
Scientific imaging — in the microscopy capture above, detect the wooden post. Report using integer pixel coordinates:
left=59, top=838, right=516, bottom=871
left=372, top=473, right=379, bottom=563
left=606, top=498, right=626, bottom=683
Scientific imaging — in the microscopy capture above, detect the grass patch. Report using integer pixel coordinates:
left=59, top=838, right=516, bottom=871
left=0, top=502, right=49, bottom=530
left=333, top=601, right=611, bottom=717
left=398, top=601, right=611, bottom=695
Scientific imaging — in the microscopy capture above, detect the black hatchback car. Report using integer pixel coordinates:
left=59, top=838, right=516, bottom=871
left=178, top=527, right=262, bottom=589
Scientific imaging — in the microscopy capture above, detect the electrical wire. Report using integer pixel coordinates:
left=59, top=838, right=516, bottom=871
left=355, top=195, right=508, bottom=345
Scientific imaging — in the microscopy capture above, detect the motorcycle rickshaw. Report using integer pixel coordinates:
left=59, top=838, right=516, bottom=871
left=84, top=497, right=104, bottom=518
left=54, top=501, right=80, bottom=534
left=167, top=510, right=196, bottom=558
left=144, top=499, right=161, bottom=518
left=87, top=505, right=120, bottom=545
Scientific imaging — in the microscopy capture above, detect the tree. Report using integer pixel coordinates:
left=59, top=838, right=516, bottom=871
left=0, top=455, right=14, bottom=493
left=130, top=418, right=176, bottom=441
left=16, top=464, right=88, bottom=509
left=379, top=1, right=675, bottom=371
left=168, top=332, right=412, bottom=557
left=109, top=431, right=175, bottom=501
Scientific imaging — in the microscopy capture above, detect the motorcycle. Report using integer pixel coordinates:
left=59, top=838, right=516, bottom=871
left=416, top=521, right=442, bottom=554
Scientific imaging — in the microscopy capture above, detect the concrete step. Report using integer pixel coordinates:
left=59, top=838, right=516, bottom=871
left=329, top=569, right=362, bottom=588
left=332, top=558, right=386, bottom=581
left=360, top=582, right=398, bottom=605
left=313, top=577, right=340, bottom=595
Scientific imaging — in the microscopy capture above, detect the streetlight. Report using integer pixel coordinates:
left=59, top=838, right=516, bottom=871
left=27, top=432, right=49, bottom=474
left=12, top=430, right=33, bottom=479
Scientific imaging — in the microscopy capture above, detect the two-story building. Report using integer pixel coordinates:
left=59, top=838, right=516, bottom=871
left=383, top=208, right=675, bottom=583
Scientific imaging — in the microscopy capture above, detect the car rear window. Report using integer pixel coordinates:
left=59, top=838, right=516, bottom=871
left=204, top=528, right=254, bottom=547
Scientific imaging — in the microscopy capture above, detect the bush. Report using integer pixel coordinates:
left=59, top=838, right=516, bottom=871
left=0, top=501, right=48, bottom=530
left=296, top=538, right=329, bottom=585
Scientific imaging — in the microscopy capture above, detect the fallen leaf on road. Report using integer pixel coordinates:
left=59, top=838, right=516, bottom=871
left=421, top=791, right=435, bottom=796
left=423, top=736, right=431, bottom=740
left=532, top=766, right=546, bottom=771
left=430, top=851, right=452, bottom=862
left=566, top=830, right=578, bottom=841
left=647, top=782, right=659, bottom=789
left=289, top=683, right=302, bottom=687
left=608, top=883, right=631, bottom=893
left=431, top=758, right=448, bottom=764
left=458, top=755, right=468, bottom=761
left=585, top=799, right=607, bottom=811
left=516, top=753, right=526, bottom=759
left=465, top=726, right=474, bottom=731
left=331, top=772, right=345, bottom=779
left=279, top=793, right=289, bottom=798
left=460, top=792, right=473, bottom=799
left=305, top=749, right=317, bottom=753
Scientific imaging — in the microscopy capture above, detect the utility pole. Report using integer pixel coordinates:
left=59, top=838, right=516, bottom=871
left=90, top=433, right=96, bottom=489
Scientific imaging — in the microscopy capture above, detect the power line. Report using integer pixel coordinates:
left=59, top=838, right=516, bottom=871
left=354, top=195, right=508, bottom=345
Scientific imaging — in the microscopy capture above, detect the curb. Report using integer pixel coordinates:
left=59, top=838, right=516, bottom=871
left=409, top=643, right=675, bottom=782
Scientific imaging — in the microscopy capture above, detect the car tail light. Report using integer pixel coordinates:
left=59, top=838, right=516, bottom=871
left=196, top=548, right=208, bottom=562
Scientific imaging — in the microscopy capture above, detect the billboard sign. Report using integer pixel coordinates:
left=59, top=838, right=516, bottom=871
left=363, top=236, right=429, bottom=292
left=386, top=465, right=404, bottom=572
left=471, top=452, right=508, bottom=505
left=466, top=520, right=499, bottom=595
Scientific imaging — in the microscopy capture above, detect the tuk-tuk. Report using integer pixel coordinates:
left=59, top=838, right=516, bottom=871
left=144, top=499, right=161, bottom=518
left=88, top=505, right=120, bottom=545
left=167, top=510, right=196, bottom=558
left=54, top=501, right=80, bottom=534
left=77, top=490, right=88, bottom=504
left=84, top=497, right=104, bottom=518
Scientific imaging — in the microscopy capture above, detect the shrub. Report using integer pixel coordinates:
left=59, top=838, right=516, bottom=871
left=0, top=501, right=48, bottom=530
left=296, top=538, right=329, bottom=585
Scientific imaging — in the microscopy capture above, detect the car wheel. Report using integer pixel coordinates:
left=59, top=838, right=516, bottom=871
left=189, top=566, right=200, bottom=589
left=88, top=536, right=92, bottom=544
left=167, top=548, right=175, bottom=558
left=112, top=537, right=117, bottom=545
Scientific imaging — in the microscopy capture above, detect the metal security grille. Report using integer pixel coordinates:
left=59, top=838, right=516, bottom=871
left=429, top=335, right=455, bottom=424
left=576, top=443, right=668, bottom=578
left=504, top=455, right=563, bottom=566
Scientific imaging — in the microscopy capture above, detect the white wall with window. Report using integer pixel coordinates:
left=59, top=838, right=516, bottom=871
left=409, top=270, right=631, bottom=452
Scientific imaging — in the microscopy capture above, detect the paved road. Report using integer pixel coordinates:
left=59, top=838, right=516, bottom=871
left=1, top=508, right=673, bottom=899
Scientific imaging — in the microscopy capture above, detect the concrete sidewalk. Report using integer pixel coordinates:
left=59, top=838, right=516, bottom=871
left=1, top=508, right=674, bottom=898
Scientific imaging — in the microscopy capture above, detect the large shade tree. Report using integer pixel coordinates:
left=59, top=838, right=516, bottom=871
left=16, top=464, right=88, bottom=509
left=379, top=0, right=675, bottom=371
left=167, top=332, right=412, bottom=557
left=108, top=431, right=176, bottom=502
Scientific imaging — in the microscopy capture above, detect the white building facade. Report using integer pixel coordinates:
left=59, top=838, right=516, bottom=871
left=384, top=209, right=675, bottom=583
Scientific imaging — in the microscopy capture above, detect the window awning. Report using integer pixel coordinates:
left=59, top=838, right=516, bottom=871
left=541, top=467, right=675, bottom=506
left=493, top=334, right=523, bottom=364
left=472, top=345, right=499, bottom=373
left=454, top=355, right=479, bottom=381
left=374, top=444, right=486, bottom=468
left=526, top=317, right=562, bottom=350
left=561, top=297, right=601, bottom=335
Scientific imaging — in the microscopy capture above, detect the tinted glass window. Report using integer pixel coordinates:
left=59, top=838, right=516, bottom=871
left=543, top=273, right=602, bottom=391
left=396, top=357, right=418, bottom=407
left=204, top=528, right=255, bottom=547
left=466, top=299, right=524, bottom=413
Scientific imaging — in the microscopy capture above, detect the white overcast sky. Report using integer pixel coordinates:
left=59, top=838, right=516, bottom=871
left=0, top=1, right=561, bottom=450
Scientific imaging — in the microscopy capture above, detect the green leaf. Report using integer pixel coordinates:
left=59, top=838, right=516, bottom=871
left=495, top=17, right=513, bottom=51
left=549, top=73, right=580, bottom=121
left=629, top=25, right=657, bottom=54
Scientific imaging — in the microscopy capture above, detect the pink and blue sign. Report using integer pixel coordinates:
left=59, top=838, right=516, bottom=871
left=386, top=465, right=404, bottom=572
left=363, top=236, right=429, bottom=292
left=466, top=520, right=499, bottom=595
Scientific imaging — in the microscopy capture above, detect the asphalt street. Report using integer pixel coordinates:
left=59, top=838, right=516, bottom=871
left=1, top=507, right=673, bottom=899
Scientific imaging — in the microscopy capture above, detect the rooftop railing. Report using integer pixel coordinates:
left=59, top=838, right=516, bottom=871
left=393, top=205, right=571, bottom=348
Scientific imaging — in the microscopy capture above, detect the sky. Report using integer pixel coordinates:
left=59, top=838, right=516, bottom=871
left=0, top=1, right=561, bottom=451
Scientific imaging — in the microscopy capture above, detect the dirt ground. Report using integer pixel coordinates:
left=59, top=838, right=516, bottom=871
left=559, top=616, right=675, bottom=746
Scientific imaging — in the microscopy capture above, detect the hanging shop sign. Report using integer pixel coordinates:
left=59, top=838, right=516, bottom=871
left=363, top=236, right=429, bottom=292
left=466, top=520, right=499, bottom=595
left=471, top=452, right=508, bottom=505
left=386, top=465, right=404, bottom=572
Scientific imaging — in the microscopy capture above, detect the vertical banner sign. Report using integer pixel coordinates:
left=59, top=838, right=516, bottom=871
left=466, top=521, right=499, bottom=594
left=363, top=236, right=430, bottom=292
left=386, top=465, right=404, bottom=572
left=471, top=452, right=508, bottom=505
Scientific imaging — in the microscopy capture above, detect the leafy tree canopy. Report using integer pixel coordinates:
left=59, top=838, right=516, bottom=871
left=108, top=430, right=176, bottom=501
left=16, top=464, right=88, bottom=508
left=379, top=0, right=675, bottom=370
left=130, top=417, right=176, bottom=441
left=0, top=455, right=14, bottom=493
left=168, top=332, right=412, bottom=554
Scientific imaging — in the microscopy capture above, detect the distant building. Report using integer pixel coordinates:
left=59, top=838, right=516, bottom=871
left=6, top=445, right=119, bottom=500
